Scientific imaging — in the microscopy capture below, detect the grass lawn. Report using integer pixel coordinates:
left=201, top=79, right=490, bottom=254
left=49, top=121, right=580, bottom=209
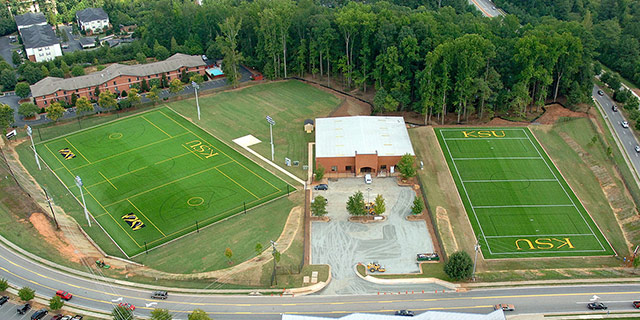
left=435, top=127, right=614, bottom=259
left=167, top=80, right=342, bottom=180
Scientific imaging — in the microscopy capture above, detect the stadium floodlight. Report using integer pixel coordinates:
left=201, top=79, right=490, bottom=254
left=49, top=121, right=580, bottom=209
left=75, top=176, right=91, bottom=227
left=266, top=116, right=275, bottom=161
left=192, top=81, right=201, bottom=120
left=472, top=240, right=480, bottom=281
left=26, top=126, right=41, bottom=170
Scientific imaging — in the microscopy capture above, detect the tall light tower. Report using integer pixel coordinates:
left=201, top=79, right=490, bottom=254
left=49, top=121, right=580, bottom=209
left=26, top=126, right=41, bottom=170
left=472, top=239, right=480, bottom=281
left=192, top=81, right=201, bottom=120
left=75, top=176, right=91, bottom=227
left=266, top=116, right=275, bottom=161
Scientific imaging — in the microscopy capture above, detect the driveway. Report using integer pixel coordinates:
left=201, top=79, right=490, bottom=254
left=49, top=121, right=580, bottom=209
left=0, top=35, right=19, bottom=67
left=311, top=177, right=440, bottom=295
left=58, top=25, right=82, bottom=53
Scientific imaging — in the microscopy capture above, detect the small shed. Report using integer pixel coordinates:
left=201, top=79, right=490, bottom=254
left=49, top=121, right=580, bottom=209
left=304, top=119, right=314, bottom=133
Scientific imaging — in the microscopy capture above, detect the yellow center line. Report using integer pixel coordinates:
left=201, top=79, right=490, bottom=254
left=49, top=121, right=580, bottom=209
left=127, top=199, right=166, bottom=237
left=99, top=171, right=118, bottom=190
left=65, top=137, right=91, bottom=164
left=142, top=115, right=172, bottom=138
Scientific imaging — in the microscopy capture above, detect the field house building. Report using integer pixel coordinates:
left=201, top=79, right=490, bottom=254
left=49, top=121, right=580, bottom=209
left=30, top=53, right=207, bottom=108
left=315, top=116, right=415, bottom=176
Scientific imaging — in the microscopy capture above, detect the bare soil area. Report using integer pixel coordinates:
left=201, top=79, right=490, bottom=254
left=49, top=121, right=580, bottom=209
left=536, top=103, right=590, bottom=124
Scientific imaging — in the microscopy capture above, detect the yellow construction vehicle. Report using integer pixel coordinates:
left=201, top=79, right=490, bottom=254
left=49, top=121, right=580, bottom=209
left=365, top=202, right=375, bottom=215
left=366, top=262, right=386, bottom=273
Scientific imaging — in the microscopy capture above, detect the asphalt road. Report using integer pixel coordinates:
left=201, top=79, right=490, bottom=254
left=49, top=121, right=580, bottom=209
left=467, top=0, right=502, bottom=17
left=58, top=25, right=82, bottom=53
left=0, top=35, right=20, bottom=67
left=592, top=85, right=640, bottom=173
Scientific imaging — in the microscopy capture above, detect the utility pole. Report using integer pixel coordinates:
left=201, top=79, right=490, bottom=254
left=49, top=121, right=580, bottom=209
left=43, top=188, right=59, bottom=229
left=472, top=240, right=480, bottom=281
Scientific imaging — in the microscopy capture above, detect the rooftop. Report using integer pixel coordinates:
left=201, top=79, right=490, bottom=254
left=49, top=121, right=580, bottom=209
left=76, top=7, right=109, bottom=22
left=14, top=12, right=46, bottom=27
left=20, top=24, right=59, bottom=49
left=315, top=116, right=415, bottom=158
left=282, top=310, right=505, bottom=320
left=31, top=53, right=205, bottom=97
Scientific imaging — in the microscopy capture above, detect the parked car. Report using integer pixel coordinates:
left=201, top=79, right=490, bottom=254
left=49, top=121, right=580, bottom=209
left=118, top=302, right=135, bottom=311
left=494, top=304, right=515, bottom=311
left=0, top=295, right=8, bottom=305
left=598, top=90, right=604, bottom=96
left=51, top=315, right=66, bottom=320
left=313, top=184, right=328, bottom=190
left=395, top=310, right=415, bottom=317
left=622, top=121, right=629, bottom=128
left=151, top=291, right=168, bottom=299
left=364, top=173, right=372, bottom=184
left=31, top=309, right=48, bottom=320
left=612, top=105, right=618, bottom=112
left=632, top=300, right=640, bottom=308
left=71, top=316, right=83, bottom=320
left=56, top=290, right=73, bottom=300
left=17, top=303, right=31, bottom=314
left=588, top=302, right=607, bottom=310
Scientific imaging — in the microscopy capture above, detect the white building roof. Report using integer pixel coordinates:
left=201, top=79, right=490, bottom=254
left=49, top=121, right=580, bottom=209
left=282, top=310, right=505, bottom=320
left=315, top=116, right=415, bottom=158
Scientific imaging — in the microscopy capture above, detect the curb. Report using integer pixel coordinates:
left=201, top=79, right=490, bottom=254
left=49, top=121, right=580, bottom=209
left=288, top=265, right=332, bottom=296
left=353, top=264, right=459, bottom=290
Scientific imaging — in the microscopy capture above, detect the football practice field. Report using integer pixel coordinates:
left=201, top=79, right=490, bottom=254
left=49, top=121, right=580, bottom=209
left=38, top=107, right=291, bottom=257
left=436, top=128, right=614, bottom=259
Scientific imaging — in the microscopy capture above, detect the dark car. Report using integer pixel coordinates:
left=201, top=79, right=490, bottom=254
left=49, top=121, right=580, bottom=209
left=31, top=309, right=48, bottom=320
left=0, top=295, right=8, bottom=305
left=588, top=302, right=607, bottom=310
left=314, top=184, right=328, bottom=190
left=56, top=290, right=73, bottom=300
left=17, top=303, right=31, bottom=314
left=632, top=301, right=640, bottom=308
left=51, top=315, right=65, bottom=320
left=598, top=90, right=604, bottom=96
left=151, top=291, right=168, bottom=299
left=395, top=310, right=415, bottom=317
left=612, top=105, right=618, bottom=112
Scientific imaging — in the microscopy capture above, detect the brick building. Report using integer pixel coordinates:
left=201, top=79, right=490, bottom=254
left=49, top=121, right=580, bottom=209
left=30, top=53, right=207, bottom=108
left=315, top=116, right=415, bottom=176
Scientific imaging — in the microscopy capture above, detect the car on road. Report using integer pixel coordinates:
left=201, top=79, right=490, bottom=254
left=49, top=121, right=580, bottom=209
left=314, top=184, right=328, bottom=190
left=31, top=309, right=48, bottom=320
left=118, top=302, right=135, bottom=311
left=364, top=173, right=372, bottom=184
left=598, top=90, right=604, bottom=96
left=636, top=146, right=640, bottom=153
left=17, top=303, right=31, bottom=314
left=633, top=300, right=640, bottom=308
left=56, top=290, right=73, bottom=300
left=588, top=302, right=607, bottom=310
left=395, top=310, right=414, bottom=317
left=151, top=290, right=168, bottom=299
left=612, top=105, right=618, bottom=112
left=494, top=304, right=515, bottom=311
left=0, top=295, right=8, bottom=305
left=622, top=121, right=629, bottom=128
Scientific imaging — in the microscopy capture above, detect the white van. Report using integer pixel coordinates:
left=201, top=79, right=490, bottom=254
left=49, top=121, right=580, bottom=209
left=364, top=173, right=372, bottom=184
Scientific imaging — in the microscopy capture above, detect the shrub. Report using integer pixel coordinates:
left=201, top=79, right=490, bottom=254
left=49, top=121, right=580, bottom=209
left=443, top=251, right=473, bottom=280
left=18, top=286, right=35, bottom=301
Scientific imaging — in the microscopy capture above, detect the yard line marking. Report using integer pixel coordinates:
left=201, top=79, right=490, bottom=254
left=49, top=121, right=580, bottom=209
left=103, top=160, right=234, bottom=208
left=452, top=157, right=542, bottom=160
left=65, top=137, right=91, bottom=164
left=84, top=187, right=142, bottom=248
left=444, top=137, right=529, bottom=140
left=522, top=128, right=607, bottom=252
left=473, top=204, right=574, bottom=209
left=128, top=199, right=166, bottom=237
left=155, top=152, right=191, bottom=165
left=215, top=167, right=259, bottom=199
left=181, top=144, right=204, bottom=160
left=485, top=234, right=595, bottom=238
left=463, top=179, right=557, bottom=183
left=99, top=171, right=118, bottom=190
left=74, top=132, right=190, bottom=170
left=87, top=166, right=149, bottom=188
left=142, top=115, right=172, bottom=138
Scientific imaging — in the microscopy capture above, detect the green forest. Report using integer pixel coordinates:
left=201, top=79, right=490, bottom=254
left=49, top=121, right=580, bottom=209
left=2, top=0, right=637, bottom=123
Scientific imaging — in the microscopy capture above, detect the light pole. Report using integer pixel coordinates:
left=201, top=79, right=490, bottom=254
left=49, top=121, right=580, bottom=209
left=366, top=187, right=372, bottom=203
left=266, top=116, right=275, bottom=161
left=472, top=239, right=480, bottom=281
left=75, top=176, right=91, bottom=227
left=192, top=81, right=201, bottom=120
left=26, top=126, right=41, bottom=170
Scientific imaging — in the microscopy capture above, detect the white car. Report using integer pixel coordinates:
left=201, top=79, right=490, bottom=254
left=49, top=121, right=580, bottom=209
left=635, top=146, right=640, bottom=153
left=364, top=173, right=372, bottom=184
left=622, top=121, right=629, bottom=128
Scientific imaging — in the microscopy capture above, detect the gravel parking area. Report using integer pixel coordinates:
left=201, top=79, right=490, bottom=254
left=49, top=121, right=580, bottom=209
left=311, top=177, right=438, bottom=295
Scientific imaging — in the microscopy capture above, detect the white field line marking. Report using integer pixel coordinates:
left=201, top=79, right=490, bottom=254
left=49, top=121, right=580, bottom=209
left=463, top=179, right=557, bottom=183
left=485, top=234, right=595, bottom=239
left=522, top=128, right=606, bottom=252
left=452, top=157, right=542, bottom=160
left=473, top=204, right=573, bottom=209
left=441, top=130, right=492, bottom=255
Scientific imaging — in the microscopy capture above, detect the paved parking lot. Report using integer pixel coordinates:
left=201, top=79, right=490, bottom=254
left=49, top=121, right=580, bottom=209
left=0, top=35, right=20, bottom=67
left=0, top=298, right=63, bottom=320
left=311, top=177, right=438, bottom=295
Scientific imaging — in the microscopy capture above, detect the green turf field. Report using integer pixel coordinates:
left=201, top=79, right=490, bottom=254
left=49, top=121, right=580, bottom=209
left=38, top=107, right=292, bottom=257
left=435, top=128, right=614, bottom=259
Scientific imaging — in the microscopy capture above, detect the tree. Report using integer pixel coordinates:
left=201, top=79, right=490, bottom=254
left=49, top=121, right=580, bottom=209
left=0, top=104, right=12, bottom=129
left=443, top=251, right=473, bottom=280
left=314, top=166, right=325, bottom=181
left=49, top=67, right=63, bottom=78
left=216, top=17, right=244, bottom=88
left=98, top=91, right=117, bottom=110
left=94, top=86, right=101, bottom=98
left=169, top=78, right=184, bottom=94
left=154, top=42, right=170, bottom=61
left=0, top=69, right=16, bottom=91
left=147, top=86, right=161, bottom=104
left=189, top=74, right=204, bottom=85
left=46, top=102, right=65, bottom=122
left=311, top=196, right=328, bottom=216
left=112, top=305, right=133, bottom=320
left=255, top=243, right=263, bottom=256
left=396, top=154, right=416, bottom=179
left=140, top=78, right=149, bottom=92
left=161, top=74, right=168, bottom=88
left=18, top=287, right=35, bottom=301
left=346, top=191, right=366, bottom=216
left=12, top=51, right=21, bottom=65
left=127, top=88, right=141, bottom=106
left=49, top=295, right=64, bottom=311
left=188, top=309, right=211, bottom=320
left=75, top=96, right=93, bottom=114
left=150, top=308, right=172, bottom=320
left=71, top=65, right=85, bottom=77
left=0, top=278, right=7, bottom=291
left=14, top=82, right=30, bottom=98
left=373, top=194, right=385, bottom=215
left=60, top=60, right=70, bottom=76
left=18, top=102, right=39, bottom=118
left=412, top=196, right=424, bottom=215
left=224, top=247, right=233, bottom=264
left=136, top=52, right=147, bottom=64
left=180, top=68, right=189, bottom=83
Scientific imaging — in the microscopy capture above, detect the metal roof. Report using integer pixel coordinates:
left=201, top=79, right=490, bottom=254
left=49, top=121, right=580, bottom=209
left=75, top=8, right=109, bottom=23
left=315, top=116, right=415, bottom=158
left=31, top=53, right=205, bottom=97
left=14, top=12, right=46, bottom=27
left=282, top=310, right=506, bottom=320
left=20, top=24, right=59, bottom=49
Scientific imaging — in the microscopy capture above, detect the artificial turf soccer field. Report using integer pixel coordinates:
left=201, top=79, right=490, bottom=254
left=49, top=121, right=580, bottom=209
left=435, top=128, right=614, bottom=259
left=38, top=107, right=292, bottom=257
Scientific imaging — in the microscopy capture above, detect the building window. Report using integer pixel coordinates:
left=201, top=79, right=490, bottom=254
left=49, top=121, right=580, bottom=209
left=75, top=89, right=78, bottom=92
left=55, top=93, right=58, bottom=97
left=136, top=77, right=139, bottom=80
left=44, top=100, right=47, bottom=105
left=346, top=166, right=352, bottom=172
left=113, top=81, right=116, bottom=85
left=331, top=166, right=337, bottom=172
left=380, top=165, right=387, bottom=171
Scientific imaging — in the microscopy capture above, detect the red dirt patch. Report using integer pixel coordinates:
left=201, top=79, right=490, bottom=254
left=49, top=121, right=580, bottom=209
left=536, top=104, right=588, bottom=124
left=29, top=212, right=86, bottom=264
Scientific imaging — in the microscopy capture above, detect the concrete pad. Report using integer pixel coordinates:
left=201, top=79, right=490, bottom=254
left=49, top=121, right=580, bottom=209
left=232, top=134, right=261, bottom=147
